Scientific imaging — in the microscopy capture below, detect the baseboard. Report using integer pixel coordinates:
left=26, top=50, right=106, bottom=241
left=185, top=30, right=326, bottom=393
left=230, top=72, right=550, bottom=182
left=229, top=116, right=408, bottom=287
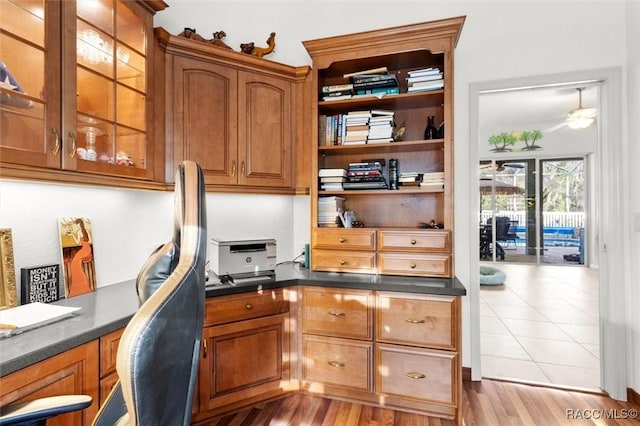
left=628, top=387, right=640, bottom=406
left=462, top=366, right=472, bottom=381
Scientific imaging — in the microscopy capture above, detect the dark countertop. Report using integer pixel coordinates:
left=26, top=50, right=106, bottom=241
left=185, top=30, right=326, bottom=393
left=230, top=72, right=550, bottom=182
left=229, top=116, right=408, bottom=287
left=0, top=263, right=465, bottom=377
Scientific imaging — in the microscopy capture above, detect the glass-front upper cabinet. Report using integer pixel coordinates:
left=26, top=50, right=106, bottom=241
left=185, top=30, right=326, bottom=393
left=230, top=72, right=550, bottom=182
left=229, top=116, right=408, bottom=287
left=0, top=0, right=164, bottom=184
left=0, top=0, right=59, bottom=168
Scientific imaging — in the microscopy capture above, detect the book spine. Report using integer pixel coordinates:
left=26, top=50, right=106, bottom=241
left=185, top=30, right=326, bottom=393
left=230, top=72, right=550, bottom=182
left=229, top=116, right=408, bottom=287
left=352, top=79, right=398, bottom=90
left=355, top=86, right=400, bottom=96
left=321, top=83, right=354, bottom=94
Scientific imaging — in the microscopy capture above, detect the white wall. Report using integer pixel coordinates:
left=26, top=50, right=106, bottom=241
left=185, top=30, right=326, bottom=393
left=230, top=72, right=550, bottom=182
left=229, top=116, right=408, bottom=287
left=0, top=180, right=298, bottom=299
left=1, top=0, right=635, bottom=387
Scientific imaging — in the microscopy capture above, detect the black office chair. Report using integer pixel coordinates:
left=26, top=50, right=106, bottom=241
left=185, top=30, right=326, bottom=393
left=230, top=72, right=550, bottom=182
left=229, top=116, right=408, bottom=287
left=0, top=161, right=208, bottom=426
left=480, top=217, right=509, bottom=260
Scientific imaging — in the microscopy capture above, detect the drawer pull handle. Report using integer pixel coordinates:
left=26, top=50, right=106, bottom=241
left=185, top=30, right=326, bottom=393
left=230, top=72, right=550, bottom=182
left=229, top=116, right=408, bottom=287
left=405, top=372, right=426, bottom=380
left=410, top=239, right=417, bottom=245
left=328, top=361, right=345, bottom=368
left=409, top=263, right=416, bottom=269
left=245, top=303, right=253, bottom=310
left=327, top=310, right=345, bottom=317
left=339, top=237, right=346, bottom=243
left=405, top=318, right=425, bottom=324
left=339, top=259, right=346, bottom=265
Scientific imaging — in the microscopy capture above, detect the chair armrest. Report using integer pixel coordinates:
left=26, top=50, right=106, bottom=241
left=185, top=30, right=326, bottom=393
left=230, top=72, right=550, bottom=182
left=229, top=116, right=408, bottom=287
left=0, top=395, right=92, bottom=425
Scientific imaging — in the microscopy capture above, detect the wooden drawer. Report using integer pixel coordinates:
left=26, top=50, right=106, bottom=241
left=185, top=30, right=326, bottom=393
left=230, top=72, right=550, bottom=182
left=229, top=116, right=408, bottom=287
left=376, top=293, right=457, bottom=350
left=303, top=335, right=373, bottom=391
left=312, top=249, right=376, bottom=274
left=378, top=252, right=450, bottom=277
left=378, top=229, right=450, bottom=253
left=302, top=286, right=373, bottom=339
left=312, top=228, right=376, bottom=250
left=205, top=288, right=289, bottom=326
left=376, top=343, right=457, bottom=405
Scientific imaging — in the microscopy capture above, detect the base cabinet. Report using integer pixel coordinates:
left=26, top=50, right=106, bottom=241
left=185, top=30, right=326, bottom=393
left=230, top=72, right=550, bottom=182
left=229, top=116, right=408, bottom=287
left=194, top=289, right=291, bottom=421
left=300, top=286, right=462, bottom=424
left=0, top=342, right=99, bottom=426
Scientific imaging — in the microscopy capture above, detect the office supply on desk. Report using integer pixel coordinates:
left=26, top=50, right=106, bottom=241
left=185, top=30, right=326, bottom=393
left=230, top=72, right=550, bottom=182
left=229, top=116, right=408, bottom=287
left=0, top=302, right=81, bottom=338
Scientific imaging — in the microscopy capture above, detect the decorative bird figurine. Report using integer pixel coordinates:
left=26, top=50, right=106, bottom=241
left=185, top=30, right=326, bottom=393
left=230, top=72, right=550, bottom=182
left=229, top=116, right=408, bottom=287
left=393, top=121, right=406, bottom=142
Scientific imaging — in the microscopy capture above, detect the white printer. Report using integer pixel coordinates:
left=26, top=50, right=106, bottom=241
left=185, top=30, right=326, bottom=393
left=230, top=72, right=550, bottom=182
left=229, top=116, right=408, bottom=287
left=209, top=238, right=276, bottom=280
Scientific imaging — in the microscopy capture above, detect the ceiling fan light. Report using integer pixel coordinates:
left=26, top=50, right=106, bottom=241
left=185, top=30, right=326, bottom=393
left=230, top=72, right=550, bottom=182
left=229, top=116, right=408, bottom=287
left=566, top=88, right=596, bottom=130
left=566, top=115, right=594, bottom=129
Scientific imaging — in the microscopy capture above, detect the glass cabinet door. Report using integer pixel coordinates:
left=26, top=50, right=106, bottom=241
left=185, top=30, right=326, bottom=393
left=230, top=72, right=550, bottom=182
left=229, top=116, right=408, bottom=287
left=73, top=0, right=148, bottom=176
left=0, top=0, right=61, bottom=168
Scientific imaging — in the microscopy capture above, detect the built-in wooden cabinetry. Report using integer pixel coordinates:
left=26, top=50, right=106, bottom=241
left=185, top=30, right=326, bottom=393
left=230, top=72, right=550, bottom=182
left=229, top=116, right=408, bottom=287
left=0, top=342, right=99, bottom=426
left=0, top=0, right=166, bottom=188
left=194, top=288, right=293, bottom=422
left=301, top=286, right=462, bottom=423
left=154, top=28, right=311, bottom=194
left=303, top=17, right=465, bottom=276
left=98, top=327, right=123, bottom=405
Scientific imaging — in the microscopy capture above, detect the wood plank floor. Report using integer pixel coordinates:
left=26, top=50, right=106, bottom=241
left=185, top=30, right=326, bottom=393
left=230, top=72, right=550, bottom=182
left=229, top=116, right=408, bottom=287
left=197, top=379, right=640, bottom=425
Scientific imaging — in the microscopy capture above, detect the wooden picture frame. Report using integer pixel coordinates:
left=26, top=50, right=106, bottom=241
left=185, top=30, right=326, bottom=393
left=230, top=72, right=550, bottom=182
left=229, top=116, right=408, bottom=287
left=0, top=229, right=18, bottom=309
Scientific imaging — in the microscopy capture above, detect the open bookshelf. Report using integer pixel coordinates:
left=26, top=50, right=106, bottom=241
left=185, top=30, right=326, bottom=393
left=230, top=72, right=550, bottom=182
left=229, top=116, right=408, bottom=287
left=304, top=17, right=465, bottom=277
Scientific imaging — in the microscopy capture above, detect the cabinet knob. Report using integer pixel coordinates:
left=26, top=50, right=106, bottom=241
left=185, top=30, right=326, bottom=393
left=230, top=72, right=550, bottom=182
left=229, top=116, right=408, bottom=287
left=339, top=259, right=346, bottom=265
left=245, top=303, right=253, bottom=310
left=328, top=360, right=345, bottom=368
left=410, top=239, right=417, bottom=245
left=404, top=318, right=425, bottom=324
left=405, top=372, right=426, bottom=380
left=327, top=310, right=346, bottom=317
left=409, top=263, right=416, bottom=269
left=50, top=128, right=60, bottom=155
left=339, top=237, right=346, bottom=243
left=68, top=131, right=77, bottom=158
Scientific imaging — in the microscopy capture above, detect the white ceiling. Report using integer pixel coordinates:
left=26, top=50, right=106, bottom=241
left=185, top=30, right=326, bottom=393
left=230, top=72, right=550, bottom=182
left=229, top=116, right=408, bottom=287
left=478, top=82, right=600, bottom=142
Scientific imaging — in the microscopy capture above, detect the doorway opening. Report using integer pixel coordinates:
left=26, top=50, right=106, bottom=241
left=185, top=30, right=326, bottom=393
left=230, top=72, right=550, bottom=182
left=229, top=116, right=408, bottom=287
left=477, top=81, right=601, bottom=391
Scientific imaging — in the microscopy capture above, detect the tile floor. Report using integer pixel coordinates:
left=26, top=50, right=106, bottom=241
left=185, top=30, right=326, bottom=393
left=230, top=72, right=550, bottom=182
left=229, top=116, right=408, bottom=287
left=480, top=262, right=600, bottom=391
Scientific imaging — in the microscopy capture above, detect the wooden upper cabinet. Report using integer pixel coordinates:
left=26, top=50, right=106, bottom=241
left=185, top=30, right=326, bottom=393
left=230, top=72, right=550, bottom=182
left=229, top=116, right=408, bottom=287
left=171, top=56, right=238, bottom=185
left=154, top=27, right=310, bottom=193
left=0, top=0, right=166, bottom=189
left=238, top=72, right=292, bottom=187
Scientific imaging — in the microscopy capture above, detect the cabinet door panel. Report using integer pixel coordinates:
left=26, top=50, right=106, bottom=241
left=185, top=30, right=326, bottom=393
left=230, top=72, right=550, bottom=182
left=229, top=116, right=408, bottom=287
left=0, top=341, right=99, bottom=426
left=173, top=57, right=237, bottom=185
left=238, top=72, right=291, bottom=187
left=198, top=313, right=289, bottom=411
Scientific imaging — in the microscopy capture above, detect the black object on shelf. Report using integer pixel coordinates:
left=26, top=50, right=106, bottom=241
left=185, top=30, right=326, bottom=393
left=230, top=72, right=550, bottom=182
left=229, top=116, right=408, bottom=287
left=424, top=115, right=438, bottom=140
left=389, top=158, right=399, bottom=190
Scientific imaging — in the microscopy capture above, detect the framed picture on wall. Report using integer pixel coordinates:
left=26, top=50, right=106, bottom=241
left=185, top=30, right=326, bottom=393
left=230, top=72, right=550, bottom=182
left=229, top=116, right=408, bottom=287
left=0, top=229, right=18, bottom=309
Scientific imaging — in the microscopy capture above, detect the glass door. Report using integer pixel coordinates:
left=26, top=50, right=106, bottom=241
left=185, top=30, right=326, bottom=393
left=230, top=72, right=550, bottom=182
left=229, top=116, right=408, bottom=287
left=73, top=0, right=148, bottom=176
left=0, top=0, right=62, bottom=169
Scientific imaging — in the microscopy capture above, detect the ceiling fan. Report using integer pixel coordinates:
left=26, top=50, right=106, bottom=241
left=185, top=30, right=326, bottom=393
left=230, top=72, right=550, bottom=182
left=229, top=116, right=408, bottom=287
left=546, top=87, right=597, bottom=132
left=479, top=161, right=525, bottom=172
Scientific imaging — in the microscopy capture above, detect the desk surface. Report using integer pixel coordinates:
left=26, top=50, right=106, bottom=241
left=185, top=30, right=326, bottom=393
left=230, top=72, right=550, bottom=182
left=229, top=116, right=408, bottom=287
left=0, top=263, right=465, bottom=376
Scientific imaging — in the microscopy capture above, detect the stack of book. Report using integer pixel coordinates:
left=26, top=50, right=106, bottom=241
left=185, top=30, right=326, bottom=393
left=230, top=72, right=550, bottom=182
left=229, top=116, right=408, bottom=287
left=406, top=67, right=444, bottom=93
left=347, top=67, right=400, bottom=97
left=344, top=161, right=388, bottom=190
left=318, top=196, right=345, bottom=227
left=319, top=168, right=347, bottom=191
left=399, top=172, right=420, bottom=188
left=367, top=110, right=395, bottom=144
left=319, top=67, right=400, bottom=101
left=420, top=171, right=445, bottom=190
left=343, top=111, right=371, bottom=145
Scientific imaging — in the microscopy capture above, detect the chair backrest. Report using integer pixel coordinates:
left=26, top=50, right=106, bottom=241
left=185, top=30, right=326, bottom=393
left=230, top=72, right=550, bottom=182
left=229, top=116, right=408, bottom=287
left=495, top=216, right=511, bottom=240
left=112, top=161, right=207, bottom=426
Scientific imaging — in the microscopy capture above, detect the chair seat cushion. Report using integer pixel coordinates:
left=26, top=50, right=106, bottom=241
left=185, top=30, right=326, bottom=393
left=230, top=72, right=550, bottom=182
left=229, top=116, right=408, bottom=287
left=480, top=265, right=506, bottom=285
